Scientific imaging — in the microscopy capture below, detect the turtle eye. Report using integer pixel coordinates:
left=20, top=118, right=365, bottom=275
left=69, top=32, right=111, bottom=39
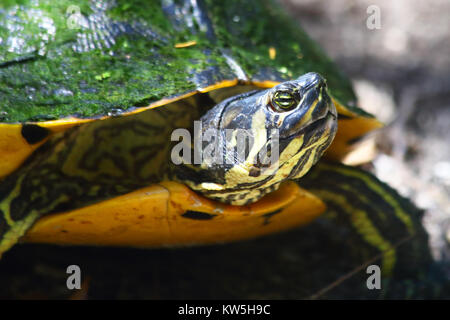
left=270, top=90, right=299, bottom=111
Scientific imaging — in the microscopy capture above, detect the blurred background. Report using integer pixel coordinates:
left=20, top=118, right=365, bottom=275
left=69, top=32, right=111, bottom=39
left=0, top=0, right=448, bottom=299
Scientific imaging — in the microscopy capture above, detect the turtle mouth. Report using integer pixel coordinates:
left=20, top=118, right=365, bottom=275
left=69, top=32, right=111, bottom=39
left=307, top=110, right=337, bottom=134
left=280, top=110, right=337, bottom=142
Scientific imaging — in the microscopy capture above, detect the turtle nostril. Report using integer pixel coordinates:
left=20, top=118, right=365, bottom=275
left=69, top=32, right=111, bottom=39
left=317, top=81, right=327, bottom=92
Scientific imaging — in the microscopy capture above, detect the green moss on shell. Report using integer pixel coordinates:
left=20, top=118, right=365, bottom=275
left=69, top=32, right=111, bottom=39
left=0, top=0, right=370, bottom=123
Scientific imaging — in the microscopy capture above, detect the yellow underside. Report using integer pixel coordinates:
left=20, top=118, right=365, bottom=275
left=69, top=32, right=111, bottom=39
left=23, top=181, right=325, bottom=247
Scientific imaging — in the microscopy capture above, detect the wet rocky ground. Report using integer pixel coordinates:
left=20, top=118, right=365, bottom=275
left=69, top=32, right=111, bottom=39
left=0, top=0, right=449, bottom=299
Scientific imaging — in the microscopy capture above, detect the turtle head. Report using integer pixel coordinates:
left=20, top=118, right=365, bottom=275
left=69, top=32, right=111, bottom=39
left=175, top=72, right=337, bottom=205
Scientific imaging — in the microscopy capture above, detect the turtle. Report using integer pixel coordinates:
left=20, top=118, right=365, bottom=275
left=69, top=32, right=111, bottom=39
left=0, top=0, right=447, bottom=298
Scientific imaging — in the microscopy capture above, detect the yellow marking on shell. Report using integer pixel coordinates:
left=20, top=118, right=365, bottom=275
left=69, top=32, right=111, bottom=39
left=37, top=117, right=94, bottom=128
left=317, top=189, right=396, bottom=275
left=0, top=124, right=45, bottom=178
left=197, top=80, right=239, bottom=93
left=251, top=80, right=280, bottom=89
left=269, top=47, right=276, bottom=60
left=174, top=40, right=197, bottom=48
left=332, top=98, right=358, bottom=117
left=0, top=118, right=99, bottom=178
left=326, top=117, right=382, bottom=161
left=322, top=163, right=415, bottom=235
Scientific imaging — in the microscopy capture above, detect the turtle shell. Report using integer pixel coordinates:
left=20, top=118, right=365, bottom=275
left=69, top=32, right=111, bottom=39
left=0, top=1, right=445, bottom=300
left=0, top=0, right=380, bottom=178
left=0, top=0, right=382, bottom=250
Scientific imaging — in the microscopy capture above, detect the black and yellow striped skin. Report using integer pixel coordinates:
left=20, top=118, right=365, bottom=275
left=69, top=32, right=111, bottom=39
left=299, top=162, right=429, bottom=273
left=298, top=162, right=447, bottom=298
left=174, top=73, right=337, bottom=205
